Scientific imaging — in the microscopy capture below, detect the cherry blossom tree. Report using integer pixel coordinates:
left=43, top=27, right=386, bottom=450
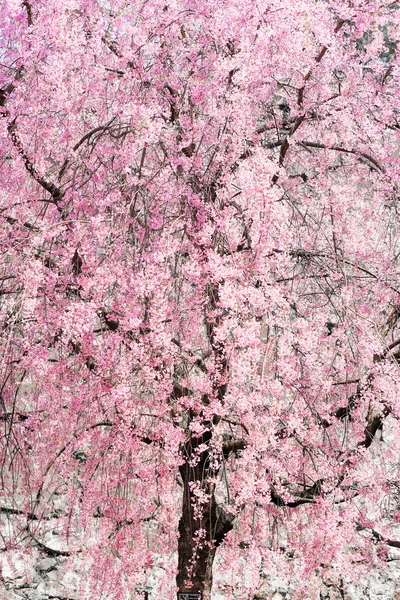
left=1, top=0, right=400, bottom=598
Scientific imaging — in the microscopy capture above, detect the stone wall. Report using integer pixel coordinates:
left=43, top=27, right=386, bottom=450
left=2, top=532, right=400, bottom=600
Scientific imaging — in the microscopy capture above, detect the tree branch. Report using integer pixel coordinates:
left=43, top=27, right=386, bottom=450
left=220, top=417, right=249, bottom=435
left=270, top=480, right=323, bottom=508
left=297, top=19, right=345, bottom=107
left=30, top=534, right=71, bottom=557
left=0, top=506, right=38, bottom=520
left=22, top=0, right=33, bottom=25
left=8, top=119, right=64, bottom=206
left=357, top=524, right=400, bottom=550
left=299, top=140, right=384, bottom=173
left=222, top=438, right=246, bottom=458
left=0, top=66, right=25, bottom=108
left=72, top=118, right=117, bottom=152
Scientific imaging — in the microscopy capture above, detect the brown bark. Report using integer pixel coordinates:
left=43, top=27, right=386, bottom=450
left=176, top=436, right=235, bottom=599
left=176, top=271, right=238, bottom=598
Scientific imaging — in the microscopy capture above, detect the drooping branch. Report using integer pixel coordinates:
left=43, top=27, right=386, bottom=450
left=33, top=420, right=115, bottom=510
left=299, top=140, right=384, bottom=173
left=297, top=18, right=346, bottom=107
left=271, top=248, right=400, bottom=296
left=8, top=119, right=64, bottom=207
left=265, top=16, right=346, bottom=183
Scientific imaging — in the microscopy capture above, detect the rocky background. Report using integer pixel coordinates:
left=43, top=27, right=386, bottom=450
left=1, top=532, right=400, bottom=600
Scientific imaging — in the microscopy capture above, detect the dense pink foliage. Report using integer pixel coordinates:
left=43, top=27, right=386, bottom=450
left=1, top=1, right=400, bottom=598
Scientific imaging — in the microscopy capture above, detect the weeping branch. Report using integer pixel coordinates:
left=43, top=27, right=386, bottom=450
left=8, top=119, right=64, bottom=207
left=299, top=140, right=384, bottom=173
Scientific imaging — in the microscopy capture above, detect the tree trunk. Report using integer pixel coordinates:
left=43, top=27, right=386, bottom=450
left=176, top=443, right=234, bottom=600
